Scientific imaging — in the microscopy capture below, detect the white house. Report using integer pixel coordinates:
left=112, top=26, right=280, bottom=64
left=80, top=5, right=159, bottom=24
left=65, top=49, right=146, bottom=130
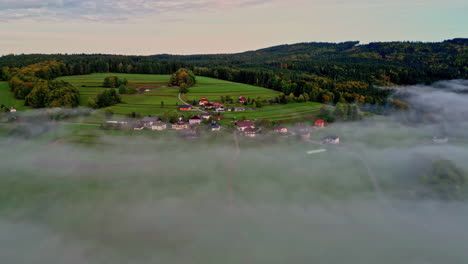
left=189, top=115, right=202, bottom=125
left=151, top=121, right=167, bottom=131
left=322, top=136, right=340, bottom=144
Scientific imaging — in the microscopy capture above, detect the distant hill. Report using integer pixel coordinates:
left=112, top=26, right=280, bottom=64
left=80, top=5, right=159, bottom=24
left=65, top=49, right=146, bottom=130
left=151, top=39, right=467, bottom=84
left=1, top=39, right=466, bottom=107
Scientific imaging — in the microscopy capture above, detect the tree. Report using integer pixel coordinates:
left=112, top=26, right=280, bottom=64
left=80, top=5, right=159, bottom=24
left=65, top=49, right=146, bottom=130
left=91, top=89, right=121, bottom=108
left=103, top=76, right=128, bottom=88
left=349, top=104, right=363, bottom=121
left=420, top=159, right=466, bottom=200
left=161, top=101, right=165, bottom=107
left=169, top=68, right=196, bottom=87
left=334, top=103, right=349, bottom=121
left=179, top=83, right=189, bottom=94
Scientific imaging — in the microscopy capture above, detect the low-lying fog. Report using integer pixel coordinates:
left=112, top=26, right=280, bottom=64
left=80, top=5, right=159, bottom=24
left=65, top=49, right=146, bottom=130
left=1, top=80, right=468, bottom=263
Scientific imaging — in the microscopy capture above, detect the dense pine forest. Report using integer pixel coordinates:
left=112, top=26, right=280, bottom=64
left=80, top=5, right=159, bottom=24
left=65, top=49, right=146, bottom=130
left=1, top=39, right=466, bottom=107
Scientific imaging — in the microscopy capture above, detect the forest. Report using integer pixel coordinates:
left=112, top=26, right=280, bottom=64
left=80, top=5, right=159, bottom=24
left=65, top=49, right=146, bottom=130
left=0, top=39, right=466, bottom=107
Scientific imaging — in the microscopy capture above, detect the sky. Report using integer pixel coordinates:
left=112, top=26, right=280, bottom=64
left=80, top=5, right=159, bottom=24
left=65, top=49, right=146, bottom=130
left=0, top=0, right=466, bottom=55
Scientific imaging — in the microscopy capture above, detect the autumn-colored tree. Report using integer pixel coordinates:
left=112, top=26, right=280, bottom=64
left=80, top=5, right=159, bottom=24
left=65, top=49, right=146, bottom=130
left=169, top=68, right=196, bottom=87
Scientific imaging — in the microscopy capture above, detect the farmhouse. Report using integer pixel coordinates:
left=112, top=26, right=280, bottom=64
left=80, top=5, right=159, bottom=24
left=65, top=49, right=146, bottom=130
left=199, top=97, right=209, bottom=106
left=189, top=115, right=202, bottom=125
left=200, top=113, right=212, bottom=120
left=213, top=102, right=223, bottom=107
left=239, top=96, right=247, bottom=104
left=207, top=122, right=221, bottom=131
left=179, top=105, right=192, bottom=111
left=141, top=117, right=161, bottom=128
left=104, top=120, right=129, bottom=130
left=274, top=126, right=288, bottom=133
left=132, top=121, right=146, bottom=131
left=204, top=103, right=214, bottom=109
left=233, top=107, right=245, bottom=112
left=314, top=120, right=326, bottom=128
left=244, top=127, right=256, bottom=137
left=172, top=121, right=190, bottom=130
left=295, top=124, right=310, bottom=139
left=322, top=136, right=340, bottom=144
left=151, top=121, right=167, bottom=131
left=236, top=120, right=255, bottom=132
left=215, top=106, right=225, bottom=112
left=9, top=107, right=17, bottom=113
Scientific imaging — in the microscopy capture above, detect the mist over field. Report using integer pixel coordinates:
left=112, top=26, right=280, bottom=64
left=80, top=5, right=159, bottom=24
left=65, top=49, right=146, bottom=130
left=1, top=80, right=468, bottom=263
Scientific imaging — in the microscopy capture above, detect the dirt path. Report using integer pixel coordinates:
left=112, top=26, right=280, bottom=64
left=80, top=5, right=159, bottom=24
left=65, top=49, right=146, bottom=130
left=178, top=93, right=207, bottom=113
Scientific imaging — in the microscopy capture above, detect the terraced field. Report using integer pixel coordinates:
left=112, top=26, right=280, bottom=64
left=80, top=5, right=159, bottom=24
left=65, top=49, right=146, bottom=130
left=223, top=102, right=323, bottom=122
left=57, top=73, right=280, bottom=117
left=54, top=73, right=324, bottom=122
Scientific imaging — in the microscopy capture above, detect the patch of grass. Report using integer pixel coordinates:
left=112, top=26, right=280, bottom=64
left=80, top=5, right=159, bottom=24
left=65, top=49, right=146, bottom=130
left=0, top=82, right=30, bottom=110
left=57, top=73, right=323, bottom=123
left=223, top=102, right=323, bottom=121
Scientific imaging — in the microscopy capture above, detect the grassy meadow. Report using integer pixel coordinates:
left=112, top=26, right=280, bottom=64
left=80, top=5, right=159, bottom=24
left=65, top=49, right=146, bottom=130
left=0, top=82, right=30, bottom=110
left=1, top=73, right=324, bottom=123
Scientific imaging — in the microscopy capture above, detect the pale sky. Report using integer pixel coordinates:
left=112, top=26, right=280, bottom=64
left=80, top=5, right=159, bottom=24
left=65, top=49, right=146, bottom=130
left=0, top=0, right=466, bottom=55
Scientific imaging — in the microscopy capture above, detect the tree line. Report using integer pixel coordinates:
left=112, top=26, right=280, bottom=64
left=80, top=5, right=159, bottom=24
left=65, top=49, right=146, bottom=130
left=3, top=61, right=80, bottom=108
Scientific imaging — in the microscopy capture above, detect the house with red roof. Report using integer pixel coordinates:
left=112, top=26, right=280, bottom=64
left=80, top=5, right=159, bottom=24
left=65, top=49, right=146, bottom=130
left=244, top=127, right=256, bottom=137
left=204, top=103, right=214, bottom=109
left=199, top=97, right=209, bottom=106
left=239, top=96, right=247, bottom=104
left=274, top=126, right=288, bottom=133
left=314, top=120, right=326, bottom=128
left=189, top=115, right=202, bottom=125
left=236, top=120, right=255, bottom=132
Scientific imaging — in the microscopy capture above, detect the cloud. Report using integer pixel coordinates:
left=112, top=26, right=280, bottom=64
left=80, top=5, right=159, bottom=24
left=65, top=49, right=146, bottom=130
left=0, top=0, right=275, bottom=22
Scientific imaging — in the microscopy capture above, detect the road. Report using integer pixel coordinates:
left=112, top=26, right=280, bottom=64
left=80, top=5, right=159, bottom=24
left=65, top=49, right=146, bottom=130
left=178, top=93, right=208, bottom=113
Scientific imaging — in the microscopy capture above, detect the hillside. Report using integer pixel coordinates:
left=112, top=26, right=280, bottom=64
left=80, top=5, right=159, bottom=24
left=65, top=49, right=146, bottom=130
left=1, top=39, right=466, bottom=110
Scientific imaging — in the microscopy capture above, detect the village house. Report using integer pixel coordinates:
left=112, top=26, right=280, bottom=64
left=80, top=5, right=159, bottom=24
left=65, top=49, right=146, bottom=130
left=233, top=107, right=245, bottom=112
left=189, top=115, right=202, bottom=125
left=179, top=105, right=192, bottom=111
left=204, top=103, right=214, bottom=109
left=207, top=122, right=221, bottom=131
left=216, top=116, right=223, bottom=121
left=141, top=117, right=161, bottom=128
left=215, top=106, right=225, bottom=113
left=244, top=127, right=256, bottom=137
left=132, top=121, right=146, bottom=131
left=213, top=102, right=223, bottom=108
left=236, top=120, right=256, bottom=132
left=151, top=121, right=167, bottom=131
left=322, top=136, right=340, bottom=144
left=274, top=126, right=288, bottom=133
left=239, top=96, right=247, bottom=104
left=199, top=97, right=209, bottom=106
left=200, top=113, right=212, bottom=120
left=9, top=107, right=17, bottom=113
left=104, top=120, right=129, bottom=130
left=295, top=123, right=310, bottom=139
left=314, top=120, right=326, bottom=128
left=172, top=121, right=190, bottom=130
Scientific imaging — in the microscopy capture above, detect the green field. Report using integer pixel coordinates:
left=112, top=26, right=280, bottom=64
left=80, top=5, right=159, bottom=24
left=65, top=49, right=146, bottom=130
left=223, top=102, right=323, bottom=122
left=0, top=82, right=30, bottom=110
left=57, top=73, right=280, bottom=117
left=0, top=73, right=324, bottom=123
